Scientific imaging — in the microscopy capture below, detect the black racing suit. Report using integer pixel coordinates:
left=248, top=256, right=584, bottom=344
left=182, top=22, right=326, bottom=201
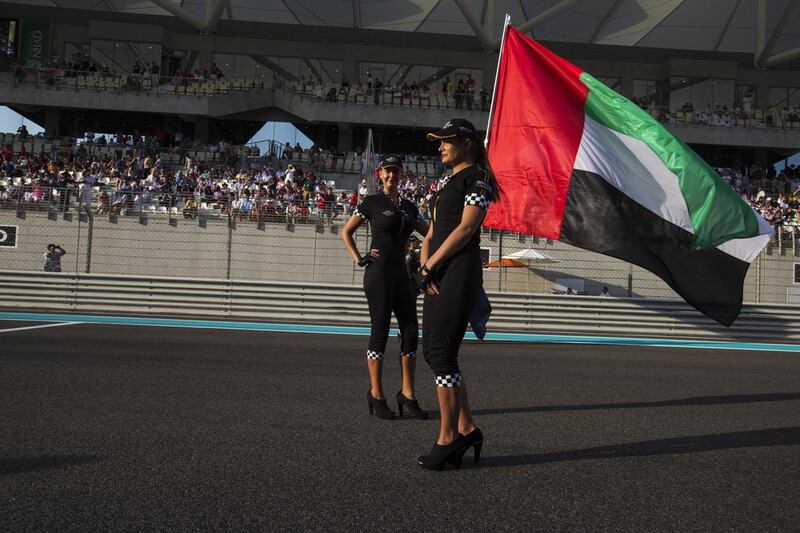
left=355, top=193, right=420, bottom=359
left=422, top=165, right=492, bottom=387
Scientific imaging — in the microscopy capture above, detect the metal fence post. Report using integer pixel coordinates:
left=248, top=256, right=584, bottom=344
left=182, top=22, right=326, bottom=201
left=312, top=227, right=318, bottom=283
left=756, top=252, right=763, bottom=303
left=627, top=264, right=633, bottom=297
left=226, top=214, right=233, bottom=280
left=84, top=207, right=94, bottom=274
left=498, top=230, right=504, bottom=291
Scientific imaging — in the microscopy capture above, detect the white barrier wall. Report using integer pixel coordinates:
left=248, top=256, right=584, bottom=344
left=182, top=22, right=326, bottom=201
left=1, top=210, right=797, bottom=304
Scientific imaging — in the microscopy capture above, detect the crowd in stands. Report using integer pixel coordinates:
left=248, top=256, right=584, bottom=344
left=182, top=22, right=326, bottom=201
left=5, top=52, right=267, bottom=95
left=1, top=128, right=799, bottom=240
left=292, top=74, right=490, bottom=111
left=8, top=52, right=798, bottom=128
left=722, top=164, right=800, bottom=233
left=634, top=99, right=800, bottom=129
left=0, top=129, right=361, bottom=222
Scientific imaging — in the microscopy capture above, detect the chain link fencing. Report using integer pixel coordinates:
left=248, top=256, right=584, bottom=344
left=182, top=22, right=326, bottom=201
left=1, top=187, right=798, bottom=304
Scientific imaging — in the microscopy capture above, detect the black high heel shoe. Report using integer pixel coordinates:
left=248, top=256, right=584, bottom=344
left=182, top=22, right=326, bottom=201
left=396, top=390, right=429, bottom=419
left=367, top=390, right=395, bottom=419
left=418, top=436, right=466, bottom=471
left=461, top=428, right=484, bottom=464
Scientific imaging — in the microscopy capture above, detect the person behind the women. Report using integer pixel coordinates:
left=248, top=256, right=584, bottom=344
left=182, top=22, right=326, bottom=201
left=43, top=244, right=67, bottom=272
left=416, top=119, right=501, bottom=470
left=342, top=156, right=430, bottom=419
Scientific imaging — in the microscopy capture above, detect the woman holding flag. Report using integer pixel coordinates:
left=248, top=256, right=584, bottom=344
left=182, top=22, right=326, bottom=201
left=417, top=119, right=501, bottom=470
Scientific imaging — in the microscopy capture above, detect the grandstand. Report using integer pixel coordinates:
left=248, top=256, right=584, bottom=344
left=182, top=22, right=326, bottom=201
left=1, top=1, right=799, bottom=305
left=0, top=1, right=798, bottom=157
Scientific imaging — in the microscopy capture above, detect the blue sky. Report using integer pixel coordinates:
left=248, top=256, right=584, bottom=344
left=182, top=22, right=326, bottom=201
left=0, top=105, right=312, bottom=152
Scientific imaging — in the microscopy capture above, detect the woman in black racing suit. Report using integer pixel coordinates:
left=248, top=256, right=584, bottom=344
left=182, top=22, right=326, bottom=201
left=416, top=119, right=501, bottom=470
left=342, top=155, right=430, bottom=420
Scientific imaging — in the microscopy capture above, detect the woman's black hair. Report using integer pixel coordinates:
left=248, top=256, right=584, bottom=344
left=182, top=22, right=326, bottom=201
left=461, top=131, right=502, bottom=203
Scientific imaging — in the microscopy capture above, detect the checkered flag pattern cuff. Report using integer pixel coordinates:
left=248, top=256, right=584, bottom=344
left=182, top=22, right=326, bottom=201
left=435, top=372, right=462, bottom=388
left=400, top=351, right=416, bottom=358
left=464, top=192, right=489, bottom=210
left=366, top=350, right=383, bottom=360
left=353, top=207, right=365, bottom=219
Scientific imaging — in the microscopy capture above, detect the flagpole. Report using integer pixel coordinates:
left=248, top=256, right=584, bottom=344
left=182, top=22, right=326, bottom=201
left=484, top=13, right=511, bottom=148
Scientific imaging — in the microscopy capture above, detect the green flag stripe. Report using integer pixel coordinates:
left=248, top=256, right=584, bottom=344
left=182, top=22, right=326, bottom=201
left=579, top=72, right=761, bottom=250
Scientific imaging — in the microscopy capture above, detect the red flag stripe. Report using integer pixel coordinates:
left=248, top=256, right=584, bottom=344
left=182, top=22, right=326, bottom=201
left=485, top=27, right=589, bottom=238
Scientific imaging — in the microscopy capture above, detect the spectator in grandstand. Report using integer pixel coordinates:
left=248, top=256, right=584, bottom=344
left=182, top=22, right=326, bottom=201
left=341, top=155, right=430, bottom=421
left=480, top=86, right=489, bottom=112
left=43, top=244, right=66, bottom=272
left=210, top=62, right=224, bottom=79
left=454, top=79, right=464, bottom=109
left=14, top=60, right=25, bottom=84
left=315, top=188, right=330, bottom=222
left=22, top=180, right=44, bottom=206
left=417, top=118, right=500, bottom=470
left=405, top=236, right=421, bottom=282
left=17, top=124, right=29, bottom=140
left=1, top=143, right=12, bottom=166
left=334, top=190, right=350, bottom=218
left=326, top=86, right=338, bottom=102
left=349, top=189, right=358, bottom=213
left=442, top=77, right=452, bottom=96
left=418, top=201, right=430, bottom=221
left=285, top=164, right=296, bottom=185
left=373, top=78, right=383, bottom=105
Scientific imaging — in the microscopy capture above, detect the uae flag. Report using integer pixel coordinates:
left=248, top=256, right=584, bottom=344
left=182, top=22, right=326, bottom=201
left=484, top=26, right=771, bottom=326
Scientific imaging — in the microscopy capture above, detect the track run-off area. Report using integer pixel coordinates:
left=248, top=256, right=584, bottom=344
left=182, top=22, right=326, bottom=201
left=2, top=313, right=799, bottom=531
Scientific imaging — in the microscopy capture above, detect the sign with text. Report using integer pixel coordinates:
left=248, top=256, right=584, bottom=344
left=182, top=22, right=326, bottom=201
left=20, top=21, right=48, bottom=68
left=0, top=225, right=18, bottom=247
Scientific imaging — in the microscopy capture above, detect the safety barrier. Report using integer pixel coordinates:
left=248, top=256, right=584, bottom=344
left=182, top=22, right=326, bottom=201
left=2, top=271, right=799, bottom=343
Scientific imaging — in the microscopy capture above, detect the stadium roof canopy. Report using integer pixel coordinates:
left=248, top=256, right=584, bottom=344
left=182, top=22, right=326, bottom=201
left=7, top=0, right=800, bottom=67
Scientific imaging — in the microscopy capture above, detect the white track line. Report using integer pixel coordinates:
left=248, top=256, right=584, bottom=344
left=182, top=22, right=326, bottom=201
left=0, top=322, right=82, bottom=334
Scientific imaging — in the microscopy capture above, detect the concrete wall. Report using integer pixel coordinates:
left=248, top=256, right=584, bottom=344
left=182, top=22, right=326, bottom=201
left=2, top=211, right=797, bottom=304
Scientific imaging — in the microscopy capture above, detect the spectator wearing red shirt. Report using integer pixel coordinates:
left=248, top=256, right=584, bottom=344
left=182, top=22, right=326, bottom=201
left=316, top=190, right=328, bottom=222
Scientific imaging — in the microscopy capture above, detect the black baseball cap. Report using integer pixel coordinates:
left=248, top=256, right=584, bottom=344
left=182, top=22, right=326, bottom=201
left=426, top=118, right=476, bottom=141
left=379, top=155, right=403, bottom=169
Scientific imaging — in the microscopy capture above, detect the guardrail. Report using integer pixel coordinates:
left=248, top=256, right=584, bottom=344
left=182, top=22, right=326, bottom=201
left=2, top=271, right=799, bottom=343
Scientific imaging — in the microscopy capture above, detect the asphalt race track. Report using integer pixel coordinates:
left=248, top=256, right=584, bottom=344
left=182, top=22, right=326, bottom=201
left=2, top=320, right=799, bottom=531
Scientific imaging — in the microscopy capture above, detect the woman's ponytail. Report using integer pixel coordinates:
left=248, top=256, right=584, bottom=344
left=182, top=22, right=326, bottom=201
left=468, top=133, right=502, bottom=203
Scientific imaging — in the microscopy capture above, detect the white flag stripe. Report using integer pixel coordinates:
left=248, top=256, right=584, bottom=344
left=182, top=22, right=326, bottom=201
left=716, top=234, right=772, bottom=264
left=573, top=115, right=694, bottom=234
left=573, top=115, right=770, bottom=264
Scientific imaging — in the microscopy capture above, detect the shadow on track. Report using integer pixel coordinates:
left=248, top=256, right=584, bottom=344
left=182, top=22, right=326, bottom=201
left=0, top=455, right=102, bottom=476
left=478, top=427, right=800, bottom=469
left=471, top=392, right=800, bottom=416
